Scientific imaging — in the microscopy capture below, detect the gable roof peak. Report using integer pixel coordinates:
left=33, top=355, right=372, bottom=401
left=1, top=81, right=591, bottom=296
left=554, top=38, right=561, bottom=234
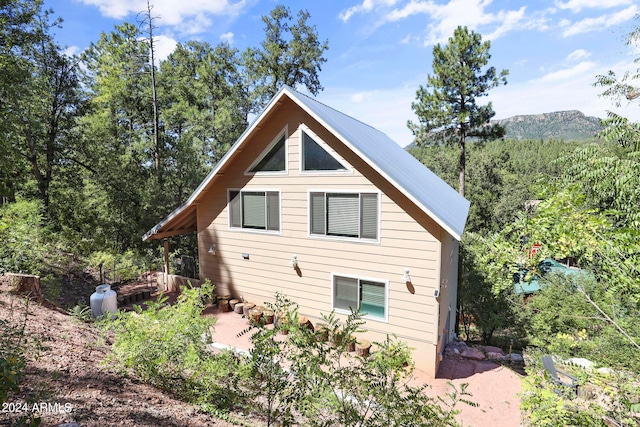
left=143, top=85, right=469, bottom=242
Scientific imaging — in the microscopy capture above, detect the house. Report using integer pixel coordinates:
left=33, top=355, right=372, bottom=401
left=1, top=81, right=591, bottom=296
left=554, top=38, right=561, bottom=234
left=142, top=85, right=470, bottom=376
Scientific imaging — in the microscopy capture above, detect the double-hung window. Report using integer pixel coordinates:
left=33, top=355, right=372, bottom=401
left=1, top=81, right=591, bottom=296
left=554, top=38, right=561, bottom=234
left=310, top=192, right=378, bottom=240
left=229, top=190, right=280, bottom=232
left=333, top=275, right=387, bottom=320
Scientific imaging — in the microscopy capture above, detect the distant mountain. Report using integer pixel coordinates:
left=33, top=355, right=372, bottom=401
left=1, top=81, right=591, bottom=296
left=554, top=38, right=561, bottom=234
left=493, top=110, right=603, bottom=141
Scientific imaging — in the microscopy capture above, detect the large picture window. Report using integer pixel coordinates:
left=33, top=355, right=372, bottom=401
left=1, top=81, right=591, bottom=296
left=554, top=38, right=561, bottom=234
left=310, top=192, right=378, bottom=240
left=229, top=190, right=280, bottom=231
left=333, top=275, right=387, bottom=320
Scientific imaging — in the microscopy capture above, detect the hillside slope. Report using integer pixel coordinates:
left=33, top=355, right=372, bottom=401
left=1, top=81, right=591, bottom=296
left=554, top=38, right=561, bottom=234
left=493, top=110, right=602, bottom=141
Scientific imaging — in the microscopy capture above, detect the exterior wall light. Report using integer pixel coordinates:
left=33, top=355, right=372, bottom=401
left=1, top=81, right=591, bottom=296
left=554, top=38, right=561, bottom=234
left=208, top=244, right=216, bottom=255
left=290, top=255, right=298, bottom=269
left=402, top=267, right=411, bottom=282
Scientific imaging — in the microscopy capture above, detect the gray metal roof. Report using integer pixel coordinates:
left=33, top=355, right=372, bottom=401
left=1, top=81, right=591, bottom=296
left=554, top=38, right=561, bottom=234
left=143, top=85, right=469, bottom=241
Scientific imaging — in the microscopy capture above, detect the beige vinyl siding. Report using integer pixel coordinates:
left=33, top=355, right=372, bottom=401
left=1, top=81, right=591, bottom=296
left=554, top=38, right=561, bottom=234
left=197, top=99, right=443, bottom=375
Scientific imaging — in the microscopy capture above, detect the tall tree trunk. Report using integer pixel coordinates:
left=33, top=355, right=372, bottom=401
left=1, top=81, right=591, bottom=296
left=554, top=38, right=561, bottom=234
left=144, top=0, right=161, bottom=187
left=458, top=137, right=466, bottom=197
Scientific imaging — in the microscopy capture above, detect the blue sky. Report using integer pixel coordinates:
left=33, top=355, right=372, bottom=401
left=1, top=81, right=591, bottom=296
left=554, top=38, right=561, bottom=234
left=45, top=0, right=639, bottom=147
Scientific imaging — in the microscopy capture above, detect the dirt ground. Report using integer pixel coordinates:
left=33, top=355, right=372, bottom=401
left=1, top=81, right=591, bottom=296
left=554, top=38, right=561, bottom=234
left=0, top=278, right=243, bottom=427
left=1, top=279, right=525, bottom=427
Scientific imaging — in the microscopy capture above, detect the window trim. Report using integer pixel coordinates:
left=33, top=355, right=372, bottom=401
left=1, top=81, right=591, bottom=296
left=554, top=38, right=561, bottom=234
left=298, top=124, right=352, bottom=175
left=245, top=126, right=288, bottom=176
left=227, top=188, right=282, bottom=234
left=331, top=272, right=389, bottom=323
left=307, top=190, right=380, bottom=244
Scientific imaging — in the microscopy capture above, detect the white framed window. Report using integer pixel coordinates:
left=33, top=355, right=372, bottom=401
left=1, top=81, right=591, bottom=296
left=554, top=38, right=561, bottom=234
left=228, top=190, right=280, bottom=232
left=299, top=126, right=349, bottom=173
left=246, top=127, right=288, bottom=175
left=332, top=273, right=388, bottom=321
left=309, top=191, right=379, bottom=241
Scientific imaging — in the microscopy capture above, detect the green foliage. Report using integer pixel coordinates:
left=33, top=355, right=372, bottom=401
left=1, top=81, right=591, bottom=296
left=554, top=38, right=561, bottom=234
left=243, top=299, right=471, bottom=426
left=88, top=249, right=146, bottom=282
left=104, top=280, right=247, bottom=409
left=68, top=303, right=92, bottom=322
left=408, top=25, right=508, bottom=195
left=0, top=200, right=47, bottom=274
left=520, top=352, right=640, bottom=427
left=243, top=5, right=329, bottom=111
left=459, top=236, right=520, bottom=344
left=0, top=297, right=42, bottom=406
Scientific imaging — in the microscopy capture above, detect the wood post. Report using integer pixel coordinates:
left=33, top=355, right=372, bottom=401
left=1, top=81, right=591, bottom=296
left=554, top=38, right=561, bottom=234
left=163, top=238, right=170, bottom=276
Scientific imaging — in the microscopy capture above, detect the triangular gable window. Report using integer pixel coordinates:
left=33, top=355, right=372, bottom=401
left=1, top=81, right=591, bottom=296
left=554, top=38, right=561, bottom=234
left=302, top=131, right=348, bottom=172
left=249, top=133, right=286, bottom=173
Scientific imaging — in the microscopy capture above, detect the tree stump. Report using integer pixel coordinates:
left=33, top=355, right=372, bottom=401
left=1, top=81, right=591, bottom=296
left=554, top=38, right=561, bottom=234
left=229, top=299, right=240, bottom=310
left=5, top=273, right=42, bottom=301
left=242, top=302, right=255, bottom=316
left=346, top=337, right=356, bottom=352
left=315, top=323, right=329, bottom=342
left=356, top=339, right=371, bottom=357
left=277, top=315, right=289, bottom=335
left=218, top=299, right=230, bottom=312
left=262, top=310, right=275, bottom=325
left=298, top=316, right=314, bottom=331
left=234, top=303, right=245, bottom=314
left=248, top=308, right=263, bottom=323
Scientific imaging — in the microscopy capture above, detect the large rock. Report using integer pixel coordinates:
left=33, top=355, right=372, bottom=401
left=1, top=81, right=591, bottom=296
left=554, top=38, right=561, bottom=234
left=502, top=353, right=524, bottom=363
left=444, top=341, right=468, bottom=356
left=461, top=347, right=486, bottom=360
left=567, top=357, right=594, bottom=370
left=484, top=345, right=504, bottom=359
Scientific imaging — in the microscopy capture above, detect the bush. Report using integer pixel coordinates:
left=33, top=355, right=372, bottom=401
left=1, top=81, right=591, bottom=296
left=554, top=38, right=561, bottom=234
left=0, top=200, right=47, bottom=275
left=89, top=249, right=146, bottom=282
left=104, top=280, right=247, bottom=410
left=520, top=352, right=640, bottom=426
left=0, top=297, right=42, bottom=405
left=243, top=298, right=473, bottom=426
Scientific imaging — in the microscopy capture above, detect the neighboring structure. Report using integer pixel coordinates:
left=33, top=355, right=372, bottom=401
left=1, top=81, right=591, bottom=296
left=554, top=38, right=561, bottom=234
left=143, top=85, right=469, bottom=376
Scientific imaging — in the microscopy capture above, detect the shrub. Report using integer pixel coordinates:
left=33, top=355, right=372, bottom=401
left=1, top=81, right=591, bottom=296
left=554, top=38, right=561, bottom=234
left=520, top=353, right=640, bottom=426
left=0, top=297, right=42, bottom=405
left=89, top=249, right=145, bottom=282
left=104, top=280, right=246, bottom=410
left=243, top=299, right=473, bottom=426
left=0, top=200, right=47, bottom=275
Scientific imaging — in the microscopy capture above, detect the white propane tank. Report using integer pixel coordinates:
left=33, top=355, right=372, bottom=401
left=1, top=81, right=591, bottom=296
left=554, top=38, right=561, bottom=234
left=90, top=284, right=118, bottom=318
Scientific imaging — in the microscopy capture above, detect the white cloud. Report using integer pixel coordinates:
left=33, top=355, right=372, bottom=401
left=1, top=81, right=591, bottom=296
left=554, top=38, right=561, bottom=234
left=63, top=46, right=81, bottom=57
left=339, top=0, right=398, bottom=22
left=562, top=5, right=637, bottom=37
left=153, top=35, right=178, bottom=62
left=382, top=0, right=528, bottom=45
left=483, top=7, right=527, bottom=41
left=78, top=0, right=246, bottom=34
left=567, top=49, right=591, bottom=61
left=385, top=0, right=435, bottom=22
left=490, top=58, right=640, bottom=122
left=220, top=32, right=234, bottom=43
left=555, top=0, right=633, bottom=13
left=538, top=61, right=597, bottom=82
